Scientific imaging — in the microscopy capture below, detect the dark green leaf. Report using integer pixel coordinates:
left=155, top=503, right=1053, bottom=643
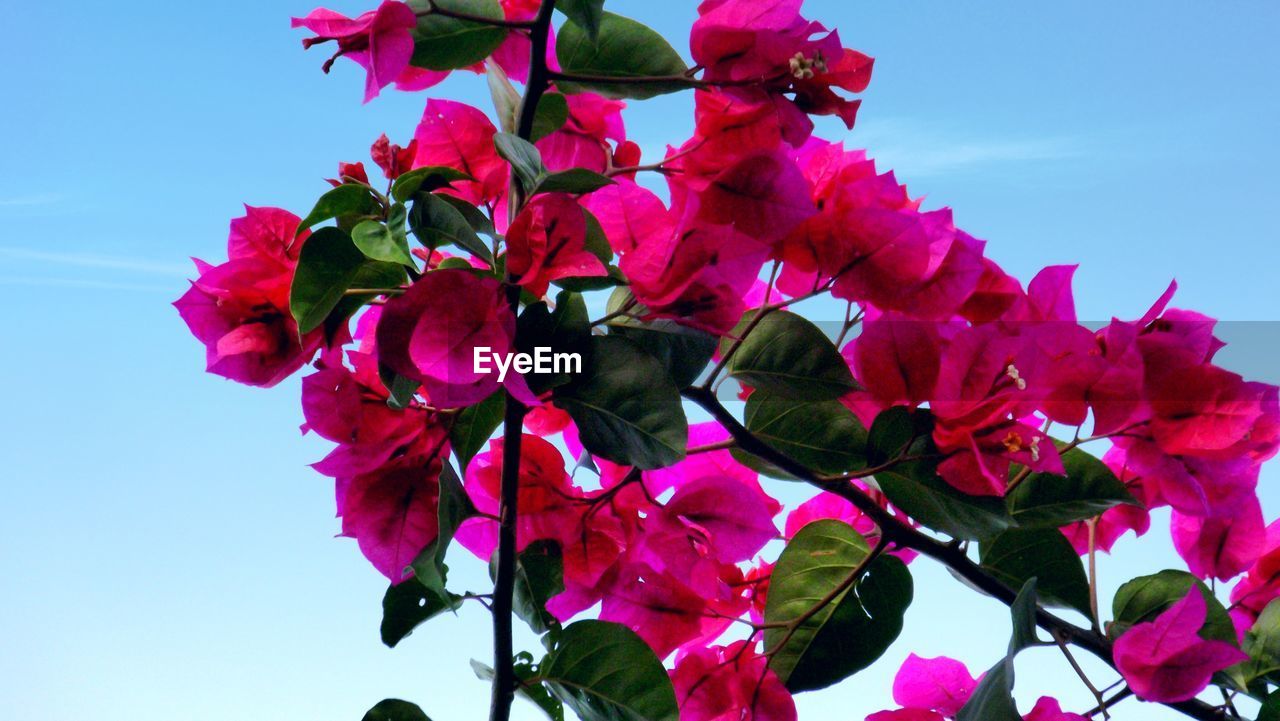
left=408, top=0, right=508, bottom=70
left=955, top=579, right=1040, bottom=721
left=556, top=0, right=605, bottom=41
left=532, top=92, right=570, bottom=143
left=764, top=519, right=912, bottom=692
left=875, top=469, right=1013, bottom=542
left=379, top=364, right=421, bottom=411
left=1257, top=690, right=1280, bottom=721
left=726, top=311, right=858, bottom=401
left=517, top=291, right=592, bottom=396
left=509, top=540, right=564, bottom=635
left=450, top=391, right=505, bottom=472
left=979, top=529, right=1092, bottom=616
left=299, top=184, right=380, bottom=232
left=409, top=193, right=493, bottom=263
left=392, top=166, right=474, bottom=204
left=1006, top=445, right=1140, bottom=528
left=555, top=12, right=694, bottom=100
left=472, top=655, right=566, bottom=721
left=607, top=319, right=715, bottom=389
left=534, top=168, right=615, bottom=195
left=540, top=620, right=679, bottom=721
left=737, top=390, right=867, bottom=477
left=1111, top=569, right=1236, bottom=643
left=554, top=335, right=687, bottom=470
left=410, top=463, right=477, bottom=598
left=290, top=227, right=405, bottom=334
left=494, top=133, right=545, bottom=194
left=380, top=580, right=463, bottom=648
left=362, top=698, right=432, bottom=721
left=437, top=194, right=496, bottom=237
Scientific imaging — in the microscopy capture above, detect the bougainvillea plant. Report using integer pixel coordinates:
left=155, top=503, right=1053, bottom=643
left=176, top=2, right=1280, bottom=720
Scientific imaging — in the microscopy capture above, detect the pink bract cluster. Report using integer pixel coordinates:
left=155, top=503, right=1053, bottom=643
left=178, top=0, right=1279, bottom=717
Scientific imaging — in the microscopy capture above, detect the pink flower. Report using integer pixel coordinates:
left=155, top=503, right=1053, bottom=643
left=621, top=221, right=770, bottom=333
left=174, top=206, right=323, bottom=388
left=454, top=435, right=585, bottom=558
left=583, top=180, right=673, bottom=254
left=1230, top=520, right=1280, bottom=632
left=671, top=642, right=796, bottom=721
left=1113, top=588, right=1247, bottom=702
left=690, top=0, right=872, bottom=128
left=891, top=654, right=979, bottom=717
left=536, top=93, right=627, bottom=173
left=303, top=342, right=447, bottom=479
left=694, top=150, right=816, bottom=245
left=413, top=99, right=508, bottom=206
left=339, top=453, right=442, bottom=582
left=1022, top=697, right=1088, bottom=721
left=370, top=133, right=417, bottom=180
left=506, top=193, right=607, bottom=297
left=292, top=1, right=419, bottom=102
left=865, top=712, right=944, bottom=721
left=1172, top=497, right=1266, bottom=581
left=375, top=268, right=536, bottom=408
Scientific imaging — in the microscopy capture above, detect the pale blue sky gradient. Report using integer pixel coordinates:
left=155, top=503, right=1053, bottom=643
left=2, top=2, right=1279, bottom=720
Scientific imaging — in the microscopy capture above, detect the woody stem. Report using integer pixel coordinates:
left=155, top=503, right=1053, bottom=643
left=489, top=4, right=556, bottom=721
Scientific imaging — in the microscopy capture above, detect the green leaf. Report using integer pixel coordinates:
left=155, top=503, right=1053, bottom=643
left=450, top=391, right=505, bottom=472
left=1111, top=569, right=1236, bottom=643
left=409, top=193, right=493, bottom=264
left=299, top=184, right=380, bottom=232
left=532, top=92, right=570, bottom=143
left=391, top=166, right=474, bottom=204
left=737, top=390, right=868, bottom=477
left=1257, top=690, right=1280, bottom=721
left=494, top=132, right=545, bottom=194
left=472, top=655, right=567, bottom=721
left=408, top=0, right=508, bottom=71
left=555, top=12, right=694, bottom=100
left=956, top=579, right=1041, bottom=721
left=437, top=194, right=496, bottom=237
left=517, top=291, right=592, bottom=396
left=540, top=620, right=679, bottom=721
left=410, top=463, right=477, bottom=598
left=534, top=168, right=615, bottom=196
left=1005, top=445, right=1140, bottom=528
left=876, top=470, right=1013, bottom=541
left=352, top=212, right=414, bottom=266
left=726, top=310, right=858, bottom=401
left=979, top=529, right=1092, bottom=616
left=362, top=698, right=432, bottom=721
left=486, top=59, right=522, bottom=134
left=290, top=227, right=405, bottom=334
left=607, top=319, right=715, bottom=389
left=556, top=0, right=605, bottom=41
left=507, top=540, right=564, bottom=635
left=380, top=580, right=463, bottom=648
left=1238, top=599, right=1280, bottom=686
left=554, top=335, right=687, bottom=470
left=764, top=519, right=913, bottom=692
left=379, top=364, right=421, bottom=410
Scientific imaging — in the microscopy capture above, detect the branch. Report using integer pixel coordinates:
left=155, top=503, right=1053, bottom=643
left=489, top=5, right=556, bottom=721
left=681, top=387, right=1224, bottom=721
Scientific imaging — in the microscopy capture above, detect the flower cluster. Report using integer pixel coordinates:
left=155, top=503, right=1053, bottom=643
left=179, top=1, right=1280, bottom=720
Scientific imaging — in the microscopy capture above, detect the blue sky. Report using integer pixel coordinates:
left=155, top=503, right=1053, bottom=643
left=2, top=1, right=1278, bottom=720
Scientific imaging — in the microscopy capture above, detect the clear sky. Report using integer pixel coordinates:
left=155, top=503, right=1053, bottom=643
left=2, top=1, right=1279, bottom=720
